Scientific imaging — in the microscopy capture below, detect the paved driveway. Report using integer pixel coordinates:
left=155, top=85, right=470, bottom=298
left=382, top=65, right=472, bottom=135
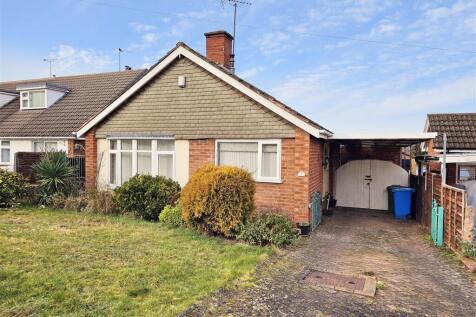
left=183, top=208, right=476, bottom=316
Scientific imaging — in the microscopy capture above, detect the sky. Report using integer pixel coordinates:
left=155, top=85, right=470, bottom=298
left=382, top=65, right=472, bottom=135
left=0, top=0, right=475, bottom=133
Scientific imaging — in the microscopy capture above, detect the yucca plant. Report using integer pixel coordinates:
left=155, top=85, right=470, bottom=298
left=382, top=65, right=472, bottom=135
left=33, top=151, right=75, bottom=202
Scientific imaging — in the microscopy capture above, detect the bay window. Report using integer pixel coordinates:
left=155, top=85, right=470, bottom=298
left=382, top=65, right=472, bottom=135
left=216, top=140, right=281, bottom=182
left=0, top=141, right=10, bottom=164
left=109, top=139, right=175, bottom=186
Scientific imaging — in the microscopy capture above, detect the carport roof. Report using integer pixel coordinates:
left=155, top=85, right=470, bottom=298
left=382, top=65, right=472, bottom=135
left=330, top=133, right=437, bottom=147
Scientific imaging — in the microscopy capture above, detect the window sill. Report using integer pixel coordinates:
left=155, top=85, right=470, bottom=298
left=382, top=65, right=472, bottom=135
left=255, top=178, right=282, bottom=184
left=0, top=162, right=11, bottom=165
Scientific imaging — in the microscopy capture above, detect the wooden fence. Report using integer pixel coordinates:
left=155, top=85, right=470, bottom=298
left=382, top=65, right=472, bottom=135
left=420, top=172, right=473, bottom=251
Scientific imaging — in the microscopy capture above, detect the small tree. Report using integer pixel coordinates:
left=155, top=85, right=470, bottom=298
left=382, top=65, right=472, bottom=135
left=0, top=169, right=26, bottom=208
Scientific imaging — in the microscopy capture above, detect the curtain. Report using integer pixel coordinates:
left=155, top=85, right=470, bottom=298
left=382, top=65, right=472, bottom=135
left=218, top=142, right=258, bottom=177
left=1, top=149, right=9, bottom=162
left=110, top=153, right=116, bottom=184
left=137, top=152, right=152, bottom=175
left=121, top=152, right=132, bottom=183
left=158, top=154, right=173, bottom=179
left=29, top=91, right=45, bottom=108
left=261, top=144, right=277, bottom=177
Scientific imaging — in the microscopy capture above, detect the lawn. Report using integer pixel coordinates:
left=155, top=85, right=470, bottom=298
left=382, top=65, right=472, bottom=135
left=0, top=208, right=271, bottom=316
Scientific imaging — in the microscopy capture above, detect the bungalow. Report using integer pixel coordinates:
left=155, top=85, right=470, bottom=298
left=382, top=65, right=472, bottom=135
left=423, top=113, right=476, bottom=185
left=1, top=30, right=435, bottom=226
left=0, top=70, right=145, bottom=170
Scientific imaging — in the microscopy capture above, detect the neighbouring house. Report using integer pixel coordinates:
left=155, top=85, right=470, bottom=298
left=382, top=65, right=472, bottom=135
left=72, top=30, right=435, bottom=226
left=0, top=69, right=145, bottom=171
left=423, top=113, right=476, bottom=185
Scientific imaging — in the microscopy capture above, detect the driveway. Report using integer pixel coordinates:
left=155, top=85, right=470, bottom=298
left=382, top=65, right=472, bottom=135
left=182, top=208, right=476, bottom=316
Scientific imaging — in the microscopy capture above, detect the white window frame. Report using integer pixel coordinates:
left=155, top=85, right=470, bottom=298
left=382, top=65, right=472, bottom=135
left=32, top=141, right=59, bottom=152
left=0, top=140, right=11, bottom=164
left=108, top=139, right=176, bottom=187
left=215, top=139, right=282, bottom=183
left=20, top=89, right=47, bottom=110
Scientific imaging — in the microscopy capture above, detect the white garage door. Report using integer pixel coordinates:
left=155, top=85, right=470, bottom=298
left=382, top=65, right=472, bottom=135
left=335, top=159, right=409, bottom=210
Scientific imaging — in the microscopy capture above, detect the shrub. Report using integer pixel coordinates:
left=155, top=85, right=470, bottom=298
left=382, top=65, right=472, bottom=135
left=64, top=193, right=90, bottom=212
left=50, top=193, right=67, bottom=209
left=460, top=240, right=476, bottom=259
left=0, top=169, right=26, bottom=208
left=181, top=164, right=255, bottom=237
left=113, top=175, right=180, bottom=221
left=159, top=204, right=184, bottom=227
left=236, top=213, right=299, bottom=247
left=32, top=151, right=76, bottom=203
left=85, top=190, right=119, bottom=215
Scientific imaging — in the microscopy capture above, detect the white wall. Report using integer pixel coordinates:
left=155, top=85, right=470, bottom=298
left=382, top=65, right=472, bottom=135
left=175, top=140, right=189, bottom=187
left=0, top=139, right=68, bottom=171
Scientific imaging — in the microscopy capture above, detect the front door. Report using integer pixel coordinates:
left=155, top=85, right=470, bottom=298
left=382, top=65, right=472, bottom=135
left=335, top=159, right=409, bottom=210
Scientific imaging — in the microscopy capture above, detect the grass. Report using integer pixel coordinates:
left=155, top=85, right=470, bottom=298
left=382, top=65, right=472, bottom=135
left=0, top=208, right=271, bottom=316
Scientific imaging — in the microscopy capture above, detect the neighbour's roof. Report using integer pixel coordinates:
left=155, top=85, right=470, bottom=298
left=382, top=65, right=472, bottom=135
left=77, top=42, right=332, bottom=138
left=0, top=70, right=145, bottom=138
left=427, top=113, right=476, bottom=150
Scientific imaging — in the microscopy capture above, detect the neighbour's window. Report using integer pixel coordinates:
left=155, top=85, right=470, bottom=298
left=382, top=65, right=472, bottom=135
left=20, top=90, right=46, bottom=109
left=0, top=141, right=10, bottom=164
left=33, top=141, right=58, bottom=152
left=216, top=140, right=281, bottom=182
left=109, top=139, right=175, bottom=186
left=458, top=165, right=476, bottom=182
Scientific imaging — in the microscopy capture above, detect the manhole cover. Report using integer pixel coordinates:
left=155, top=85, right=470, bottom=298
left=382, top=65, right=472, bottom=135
left=301, top=269, right=376, bottom=297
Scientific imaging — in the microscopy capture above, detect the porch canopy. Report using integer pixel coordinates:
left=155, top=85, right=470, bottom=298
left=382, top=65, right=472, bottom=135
left=329, top=132, right=437, bottom=146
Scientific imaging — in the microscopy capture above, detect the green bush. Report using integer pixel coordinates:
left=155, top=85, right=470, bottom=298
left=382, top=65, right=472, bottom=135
left=180, top=164, right=255, bottom=237
left=32, top=152, right=76, bottom=204
left=460, top=240, right=476, bottom=259
left=0, top=169, right=26, bottom=208
left=114, top=175, right=180, bottom=221
left=85, top=190, right=119, bottom=215
left=236, top=213, right=298, bottom=247
left=159, top=204, right=184, bottom=227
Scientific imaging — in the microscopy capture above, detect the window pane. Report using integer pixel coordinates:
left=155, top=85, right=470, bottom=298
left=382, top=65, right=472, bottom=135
left=1, top=141, right=10, bottom=146
left=45, top=142, right=57, bottom=152
left=22, top=99, right=29, bottom=108
left=1, top=149, right=9, bottom=162
left=33, top=142, right=44, bottom=152
left=121, top=140, right=132, bottom=150
left=459, top=166, right=476, bottom=181
left=29, top=91, right=45, bottom=108
left=261, top=144, right=278, bottom=178
left=110, top=140, right=117, bottom=150
left=218, top=142, right=258, bottom=177
left=137, top=140, right=152, bottom=151
left=137, top=152, right=152, bottom=175
left=157, top=139, right=174, bottom=151
left=110, top=153, right=116, bottom=184
left=158, top=154, right=173, bottom=179
left=121, top=152, right=133, bottom=183
left=21, top=92, right=28, bottom=98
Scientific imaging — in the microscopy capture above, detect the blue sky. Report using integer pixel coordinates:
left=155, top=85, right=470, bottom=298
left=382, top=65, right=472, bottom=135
left=1, top=0, right=475, bottom=133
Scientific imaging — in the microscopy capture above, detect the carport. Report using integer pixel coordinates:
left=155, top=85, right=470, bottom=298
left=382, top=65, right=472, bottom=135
left=328, top=133, right=436, bottom=210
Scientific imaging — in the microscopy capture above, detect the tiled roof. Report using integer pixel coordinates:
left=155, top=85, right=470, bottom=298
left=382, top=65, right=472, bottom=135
left=427, top=113, right=476, bottom=150
left=0, top=70, right=145, bottom=138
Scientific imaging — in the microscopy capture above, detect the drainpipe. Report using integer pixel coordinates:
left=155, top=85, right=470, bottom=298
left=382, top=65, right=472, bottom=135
left=442, top=133, right=447, bottom=185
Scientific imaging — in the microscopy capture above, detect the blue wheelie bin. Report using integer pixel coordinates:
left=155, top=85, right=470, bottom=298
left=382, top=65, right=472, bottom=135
left=390, top=187, right=415, bottom=219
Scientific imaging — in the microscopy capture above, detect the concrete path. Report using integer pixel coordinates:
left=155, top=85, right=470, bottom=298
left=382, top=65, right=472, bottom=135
left=182, top=208, right=476, bottom=316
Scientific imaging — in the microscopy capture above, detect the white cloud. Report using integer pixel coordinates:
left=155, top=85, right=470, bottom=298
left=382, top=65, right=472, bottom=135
left=47, top=44, right=113, bottom=75
left=238, top=66, right=264, bottom=79
left=129, top=22, right=156, bottom=33
left=369, top=23, right=400, bottom=37
left=128, top=22, right=159, bottom=50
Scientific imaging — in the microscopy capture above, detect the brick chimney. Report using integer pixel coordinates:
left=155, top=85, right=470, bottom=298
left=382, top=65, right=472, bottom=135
left=204, top=30, right=234, bottom=71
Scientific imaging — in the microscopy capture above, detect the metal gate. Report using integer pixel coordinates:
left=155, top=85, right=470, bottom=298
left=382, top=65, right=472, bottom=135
left=431, top=199, right=444, bottom=247
left=311, top=191, right=321, bottom=229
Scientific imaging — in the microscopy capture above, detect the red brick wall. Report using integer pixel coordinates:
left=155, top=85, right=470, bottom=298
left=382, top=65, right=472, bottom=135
left=67, top=139, right=85, bottom=157
left=189, top=139, right=215, bottom=176
left=84, top=129, right=97, bottom=190
left=340, top=145, right=401, bottom=166
left=187, top=128, right=318, bottom=224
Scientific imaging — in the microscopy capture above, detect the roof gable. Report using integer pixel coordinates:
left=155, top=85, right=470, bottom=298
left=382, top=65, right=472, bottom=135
left=77, top=43, right=331, bottom=139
